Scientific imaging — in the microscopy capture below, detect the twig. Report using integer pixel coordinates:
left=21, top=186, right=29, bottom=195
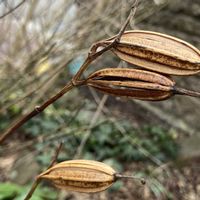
left=23, top=179, right=41, bottom=200
left=115, top=173, right=146, bottom=185
left=0, top=1, right=138, bottom=144
left=0, top=82, right=74, bottom=144
left=0, top=59, right=72, bottom=114
left=74, top=95, right=108, bottom=158
left=89, top=88, right=164, bottom=166
left=174, top=87, right=200, bottom=98
left=0, top=0, right=26, bottom=19
left=72, top=0, right=138, bottom=82
left=48, top=142, right=63, bottom=168
left=73, top=0, right=139, bottom=157
left=1, top=101, right=86, bottom=154
left=24, top=142, right=63, bottom=200
left=115, top=0, right=138, bottom=42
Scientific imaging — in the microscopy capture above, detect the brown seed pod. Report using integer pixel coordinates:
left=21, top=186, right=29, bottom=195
left=38, top=160, right=145, bottom=193
left=38, top=160, right=116, bottom=193
left=102, top=30, right=200, bottom=75
left=86, top=68, right=200, bottom=100
left=86, top=68, right=175, bottom=101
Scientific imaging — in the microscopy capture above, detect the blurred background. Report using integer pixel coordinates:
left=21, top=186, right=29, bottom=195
left=0, top=0, right=200, bottom=199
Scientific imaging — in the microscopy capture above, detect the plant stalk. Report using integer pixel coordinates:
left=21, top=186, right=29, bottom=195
left=174, top=87, right=200, bottom=98
left=0, top=82, right=74, bottom=144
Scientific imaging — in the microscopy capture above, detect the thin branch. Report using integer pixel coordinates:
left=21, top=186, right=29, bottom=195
left=0, top=59, right=71, bottom=114
left=74, top=94, right=108, bottom=158
left=24, top=142, right=63, bottom=200
left=0, top=1, right=138, bottom=144
left=23, top=179, right=40, bottom=200
left=115, top=173, right=146, bottom=185
left=0, top=82, right=74, bottom=144
left=115, top=0, right=138, bottom=42
left=174, top=87, right=200, bottom=98
left=72, top=0, right=138, bottom=82
left=89, top=87, right=164, bottom=166
left=2, top=102, right=86, bottom=154
left=0, top=0, right=26, bottom=19
left=47, top=142, right=63, bottom=168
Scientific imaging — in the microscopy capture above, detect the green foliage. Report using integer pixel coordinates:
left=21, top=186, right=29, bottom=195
left=81, top=122, right=178, bottom=163
left=11, top=100, right=178, bottom=168
left=0, top=182, right=22, bottom=200
left=0, top=182, right=57, bottom=200
left=0, top=92, right=179, bottom=200
left=0, top=99, right=179, bottom=168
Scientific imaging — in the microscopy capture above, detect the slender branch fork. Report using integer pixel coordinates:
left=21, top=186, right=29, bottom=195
left=0, top=0, right=138, bottom=144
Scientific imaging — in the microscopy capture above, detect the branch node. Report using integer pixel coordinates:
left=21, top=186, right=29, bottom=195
left=35, top=106, right=41, bottom=113
left=71, top=79, right=78, bottom=86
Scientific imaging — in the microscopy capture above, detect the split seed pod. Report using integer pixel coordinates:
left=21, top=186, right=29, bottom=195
left=101, top=30, right=200, bottom=75
left=38, top=160, right=116, bottom=193
left=86, top=68, right=200, bottom=100
left=86, top=68, right=175, bottom=101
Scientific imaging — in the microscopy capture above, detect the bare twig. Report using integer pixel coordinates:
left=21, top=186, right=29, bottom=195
left=2, top=102, right=86, bottom=154
left=72, top=0, right=138, bottom=82
left=174, top=87, right=200, bottom=98
left=89, top=88, right=164, bottom=166
left=73, top=1, right=139, bottom=157
left=115, top=173, right=146, bottom=185
left=0, top=82, right=74, bottom=144
left=0, top=59, right=72, bottom=114
left=74, top=94, right=108, bottom=158
left=23, top=179, right=41, bottom=200
left=0, top=0, right=26, bottom=19
left=0, top=1, right=138, bottom=144
left=24, top=142, right=63, bottom=200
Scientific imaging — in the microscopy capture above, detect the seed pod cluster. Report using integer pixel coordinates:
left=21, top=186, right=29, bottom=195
left=39, top=160, right=117, bottom=193
left=102, top=30, right=200, bottom=75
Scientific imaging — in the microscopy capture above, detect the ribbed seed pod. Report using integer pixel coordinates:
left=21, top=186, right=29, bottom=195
left=86, top=68, right=200, bottom=100
left=86, top=68, right=175, bottom=101
left=38, top=160, right=116, bottom=193
left=103, top=30, right=200, bottom=75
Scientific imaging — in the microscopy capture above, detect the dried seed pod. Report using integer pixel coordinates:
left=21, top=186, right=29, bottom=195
left=102, top=30, right=200, bottom=75
left=38, top=160, right=116, bottom=193
left=38, top=160, right=145, bottom=193
left=86, top=68, right=200, bottom=100
left=86, top=68, right=175, bottom=101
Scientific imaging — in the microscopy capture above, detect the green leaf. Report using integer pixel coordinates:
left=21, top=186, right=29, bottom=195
left=0, top=182, right=22, bottom=199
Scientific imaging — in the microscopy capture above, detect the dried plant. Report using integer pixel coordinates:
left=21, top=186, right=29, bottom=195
left=85, top=68, right=200, bottom=100
left=24, top=146, right=145, bottom=199
left=93, top=30, right=200, bottom=75
left=38, top=159, right=142, bottom=193
left=0, top=1, right=200, bottom=199
left=0, top=0, right=200, bottom=144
